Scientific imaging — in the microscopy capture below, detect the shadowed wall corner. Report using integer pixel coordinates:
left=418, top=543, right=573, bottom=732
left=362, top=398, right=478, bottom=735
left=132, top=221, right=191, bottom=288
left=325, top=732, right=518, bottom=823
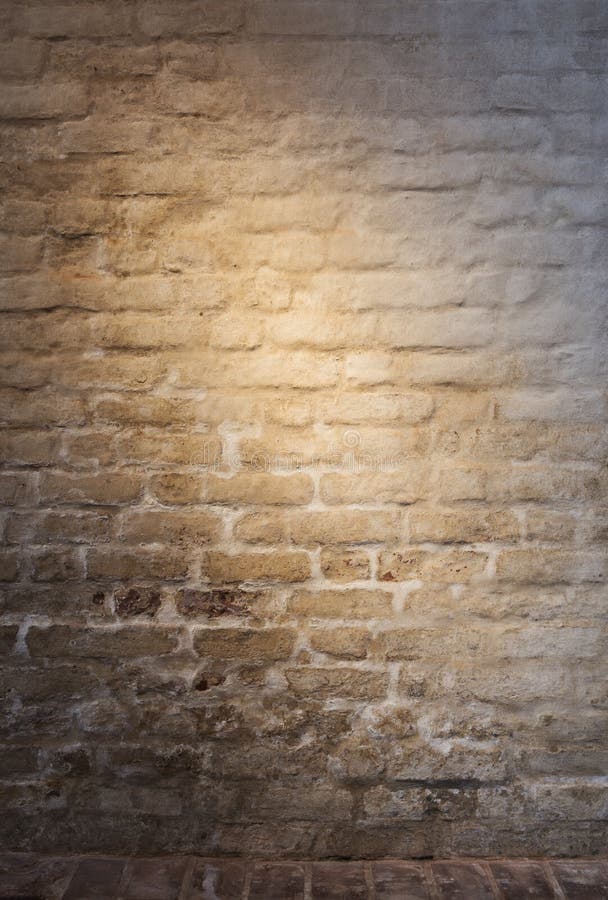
left=0, top=0, right=607, bottom=857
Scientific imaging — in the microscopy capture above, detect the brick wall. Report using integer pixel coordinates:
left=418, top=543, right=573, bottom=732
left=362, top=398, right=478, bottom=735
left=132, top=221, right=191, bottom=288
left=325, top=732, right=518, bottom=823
left=1, top=0, right=607, bottom=857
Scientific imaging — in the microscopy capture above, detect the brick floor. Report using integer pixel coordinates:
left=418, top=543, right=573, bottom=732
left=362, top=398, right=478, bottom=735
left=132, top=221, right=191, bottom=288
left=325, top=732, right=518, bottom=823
left=1, top=854, right=607, bottom=899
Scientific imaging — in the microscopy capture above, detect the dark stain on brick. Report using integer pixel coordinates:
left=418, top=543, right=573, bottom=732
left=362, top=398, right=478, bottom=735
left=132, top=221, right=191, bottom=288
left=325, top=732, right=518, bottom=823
left=194, top=672, right=225, bottom=691
left=114, top=587, right=161, bottom=618
left=177, top=588, right=252, bottom=618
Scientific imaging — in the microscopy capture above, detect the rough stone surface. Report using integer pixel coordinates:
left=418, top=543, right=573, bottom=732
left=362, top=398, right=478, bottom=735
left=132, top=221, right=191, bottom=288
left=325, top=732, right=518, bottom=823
left=0, top=0, right=607, bottom=858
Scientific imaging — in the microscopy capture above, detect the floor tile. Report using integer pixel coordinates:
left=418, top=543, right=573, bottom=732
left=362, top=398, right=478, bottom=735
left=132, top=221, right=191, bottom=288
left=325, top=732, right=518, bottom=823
left=431, top=861, right=494, bottom=899
left=373, top=861, right=429, bottom=899
left=311, top=862, right=369, bottom=899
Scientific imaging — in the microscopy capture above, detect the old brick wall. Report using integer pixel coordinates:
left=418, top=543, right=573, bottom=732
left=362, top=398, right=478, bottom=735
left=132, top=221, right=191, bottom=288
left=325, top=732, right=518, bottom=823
left=1, top=0, right=607, bottom=857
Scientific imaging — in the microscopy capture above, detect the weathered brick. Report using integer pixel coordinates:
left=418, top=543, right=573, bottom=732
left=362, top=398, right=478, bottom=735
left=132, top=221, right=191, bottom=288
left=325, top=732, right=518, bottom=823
left=285, top=667, right=388, bottom=700
left=87, top=547, right=190, bottom=580
left=0, top=625, right=18, bottom=655
left=320, top=470, right=425, bottom=505
left=320, top=548, right=371, bottom=582
left=26, top=625, right=179, bottom=658
left=308, top=626, right=371, bottom=659
left=193, top=627, right=296, bottom=660
left=206, top=473, right=313, bottom=505
left=0, top=84, right=89, bottom=119
left=378, top=549, right=488, bottom=583
left=408, top=507, right=520, bottom=543
left=119, top=509, right=220, bottom=545
left=40, top=473, right=142, bottom=506
left=496, top=549, right=607, bottom=584
left=202, top=551, right=311, bottom=583
left=1, top=0, right=607, bottom=861
left=288, top=589, right=393, bottom=619
left=137, top=0, right=244, bottom=36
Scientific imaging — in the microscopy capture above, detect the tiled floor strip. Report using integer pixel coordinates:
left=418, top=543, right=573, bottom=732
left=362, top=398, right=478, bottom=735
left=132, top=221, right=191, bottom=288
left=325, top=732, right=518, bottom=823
left=1, top=854, right=608, bottom=898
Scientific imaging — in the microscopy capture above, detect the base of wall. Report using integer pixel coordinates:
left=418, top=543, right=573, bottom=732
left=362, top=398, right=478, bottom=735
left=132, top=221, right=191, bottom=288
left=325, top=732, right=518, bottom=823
left=2, top=853, right=608, bottom=899
left=4, top=814, right=608, bottom=860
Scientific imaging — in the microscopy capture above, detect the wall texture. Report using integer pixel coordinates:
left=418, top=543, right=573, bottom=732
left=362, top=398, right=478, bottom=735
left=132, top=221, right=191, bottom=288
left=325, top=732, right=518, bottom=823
left=1, top=0, right=607, bottom=858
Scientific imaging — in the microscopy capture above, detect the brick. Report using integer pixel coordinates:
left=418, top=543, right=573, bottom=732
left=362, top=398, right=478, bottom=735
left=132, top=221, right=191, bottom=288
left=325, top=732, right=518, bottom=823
left=40, top=472, right=142, bottom=505
left=114, top=587, right=161, bottom=618
left=138, top=0, right=245, bottom=36
left=308, top=626, right=371, bottom=659
left=289, top=589, right=393, bottom=619
left=193, top=627, right=296, bottom=661
left=119, top=509, right=220, bottom=544
left=0, top=40, right=45, bottom=79
left=30, top=548, right=83, bottom=582
left=288, top=510, right=400, bottom=546
left=26, top=625, right=179, bottom=658
left=408, top=507, right=520, bottom=543
left=201, top=551, right=311, bottom=583
left=206, top=473, right=313, bottom=505
left=285, top=667, right=388, bottom=700
left=87, top=547, right=190, bottom=580
left=378, top=549, right=488, bottom=582
left=496, top=549, right=607, bottom=584
left=0, top=84, right=89, bottom=119
left=0, top=625, right=18, bottom=655
left=320, top=548, right=371, bottom=582
left=0, top=236, right=42, bottom=273
left=149, top=474, right=203, bottom=505
left=320, top=470, right=425, bottom=505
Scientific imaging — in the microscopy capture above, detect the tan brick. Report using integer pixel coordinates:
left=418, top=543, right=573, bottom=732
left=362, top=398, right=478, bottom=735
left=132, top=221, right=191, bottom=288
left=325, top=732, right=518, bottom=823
left=149, top=474, right=203, bottom=505
left=0, top=40, right=45, bottom=79
left=206, top=473, right=314, bottom=506
left=40, top=472, right=142, bottom=505
left=87, top=548, right=190, bottom=580
left=0, top=429, right=60, bottom=467
left=119, top=509, right=220, bottom=545
left=137, top=0, right=245, bottom=36
left=320, top=548, right=371, bottom=582
left=285, top=667, right=388, bottom=700
left=320, top=471, right=425, bottom=505
left=0, top=473, right=36, bottom=506
left=8, top=511, right=111, bottom=545
left=30, top=549, right=83, bottom=582
left=202, top=551, right=311, bottom=583
left=0, top=236, right=42, bottom=273
left=439, top=465, right=488, bottom=502
left=0, top=83, right=89, bottom=118
left=408, top=507, right=520, bottom=543
left=376, top=626, right=487, bottom=661
left=289, top=510, right=400, bottom=546
left=0, top=388, right=86, bottom=427
left=115, top=431, right=222, bottom=467
left=26, top=625, right=179, bottom=658
left=288, top=589, right=393, bottom=619
left=193, top=627, right=296, bottom=660
left=496, top=550, right=607, bottom=584
left=49, top=42, right=159, bottom=78
left=378, top=549, right=488, bottom=582
left=308, top=627, right=371, bottom=659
